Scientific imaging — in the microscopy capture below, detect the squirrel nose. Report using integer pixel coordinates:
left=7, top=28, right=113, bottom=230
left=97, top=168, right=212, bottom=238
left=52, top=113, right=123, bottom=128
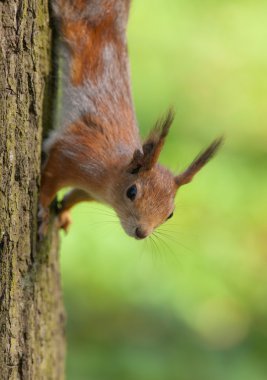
left=135, top=227, right=147, bottom=240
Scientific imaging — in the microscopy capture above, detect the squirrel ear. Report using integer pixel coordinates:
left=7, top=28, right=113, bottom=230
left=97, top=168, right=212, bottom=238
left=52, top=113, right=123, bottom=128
left=128, top=149, right=144, bottom=174
left=141, top=108, right=175, bottom=170
left=174, top=137, right=224, bottom=187
left=127, top=109, right=175, bottom=174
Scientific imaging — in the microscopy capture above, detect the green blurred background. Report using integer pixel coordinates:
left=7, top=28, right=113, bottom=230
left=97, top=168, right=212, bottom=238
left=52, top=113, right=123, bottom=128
left=60, top=0, right=267, bottom=379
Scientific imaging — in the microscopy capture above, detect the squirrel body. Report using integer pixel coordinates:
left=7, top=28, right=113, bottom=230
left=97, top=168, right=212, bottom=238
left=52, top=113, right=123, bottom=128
left=40, top=0, right=222, bottom=239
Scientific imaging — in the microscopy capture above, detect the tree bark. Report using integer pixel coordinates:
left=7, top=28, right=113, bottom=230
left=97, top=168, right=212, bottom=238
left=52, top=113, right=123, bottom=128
left=0, top=1, right=65, bottom=379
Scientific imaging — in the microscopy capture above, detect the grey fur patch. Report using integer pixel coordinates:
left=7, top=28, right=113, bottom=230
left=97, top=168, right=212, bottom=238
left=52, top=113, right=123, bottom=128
left=45, top=34, right=139, bottom=150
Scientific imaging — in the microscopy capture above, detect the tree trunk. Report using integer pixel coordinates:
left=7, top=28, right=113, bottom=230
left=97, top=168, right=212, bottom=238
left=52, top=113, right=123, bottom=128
left=0, top=1, right=65, bottom=379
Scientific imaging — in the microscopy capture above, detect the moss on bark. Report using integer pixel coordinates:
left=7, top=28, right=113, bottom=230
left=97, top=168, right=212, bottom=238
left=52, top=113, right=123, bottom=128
left=0, top=1, right=65, bottom=379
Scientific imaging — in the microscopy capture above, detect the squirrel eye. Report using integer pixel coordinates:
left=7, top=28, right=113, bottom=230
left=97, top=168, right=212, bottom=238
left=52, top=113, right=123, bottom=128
left=167, top=212, right=173, bottom=220
left=126, top=184, right=137, bottom=200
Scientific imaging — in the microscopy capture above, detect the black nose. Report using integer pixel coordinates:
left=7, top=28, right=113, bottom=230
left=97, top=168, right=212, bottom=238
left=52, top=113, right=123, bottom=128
left=135, top=227, right=147, bottom=239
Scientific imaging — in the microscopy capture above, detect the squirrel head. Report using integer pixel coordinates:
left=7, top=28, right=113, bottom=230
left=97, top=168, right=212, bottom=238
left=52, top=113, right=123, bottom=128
left=111, top=110, right=223, bottom=239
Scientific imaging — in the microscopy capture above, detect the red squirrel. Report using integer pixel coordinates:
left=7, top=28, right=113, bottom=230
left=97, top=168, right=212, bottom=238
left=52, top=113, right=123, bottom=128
left=39, top=0, right=223, bottom=239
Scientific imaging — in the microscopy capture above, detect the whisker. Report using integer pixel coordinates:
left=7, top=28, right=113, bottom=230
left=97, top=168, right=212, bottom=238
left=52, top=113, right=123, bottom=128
left=149, top=235, right=158, bottom=263
left=156, top=229, right=191, bottom=253
left=153, top=231, right=181, bottom=265
left=152, top=233, right=165, bottom=265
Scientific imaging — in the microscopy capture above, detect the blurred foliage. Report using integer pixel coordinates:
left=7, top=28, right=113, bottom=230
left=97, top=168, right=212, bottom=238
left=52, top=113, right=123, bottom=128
left=60, top=0, right=267, bottom=379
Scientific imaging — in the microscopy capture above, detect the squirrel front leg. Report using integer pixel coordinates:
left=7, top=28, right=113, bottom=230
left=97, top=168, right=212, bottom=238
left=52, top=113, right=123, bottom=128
left=39, top=142, right=81, bottom=236
left=38, top=148, right=64, bottom=238
left=57, top=189, right=94, bottom=232
left=39, top=140, right=95, bottom=236
left=40, top=145, right=67, bottom=209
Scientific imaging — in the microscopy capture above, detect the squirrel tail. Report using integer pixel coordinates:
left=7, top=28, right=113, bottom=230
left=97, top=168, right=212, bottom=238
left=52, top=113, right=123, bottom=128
left=52, top=0, right=131, bottom=24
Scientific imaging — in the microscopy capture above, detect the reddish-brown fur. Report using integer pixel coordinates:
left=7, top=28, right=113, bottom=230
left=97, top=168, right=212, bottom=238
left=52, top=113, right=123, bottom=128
left=61, top=0, right=125, bottom=86
left=39, top=0, right=222, bottom=239
left=63, top=16, right=122, bottom=85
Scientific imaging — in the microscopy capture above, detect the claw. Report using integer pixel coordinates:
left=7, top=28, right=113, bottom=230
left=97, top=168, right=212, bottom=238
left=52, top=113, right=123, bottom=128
left=57, top=210, right=72, bottom=233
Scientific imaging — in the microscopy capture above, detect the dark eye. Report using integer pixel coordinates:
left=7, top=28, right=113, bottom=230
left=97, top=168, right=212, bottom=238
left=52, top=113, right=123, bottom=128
left=126, top=184, right=137, bottom=201
left=167, top=212, right=173, bottom=220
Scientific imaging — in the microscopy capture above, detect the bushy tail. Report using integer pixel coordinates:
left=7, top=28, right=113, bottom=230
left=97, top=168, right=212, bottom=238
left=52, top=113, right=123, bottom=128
left=52, top=0, right=131, bottom=24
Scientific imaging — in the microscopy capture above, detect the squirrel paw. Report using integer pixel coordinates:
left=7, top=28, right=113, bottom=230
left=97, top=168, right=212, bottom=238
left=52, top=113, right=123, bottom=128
left=57, top=210, right=72, bottom=233
left=38, top=205, right=50, bottom=240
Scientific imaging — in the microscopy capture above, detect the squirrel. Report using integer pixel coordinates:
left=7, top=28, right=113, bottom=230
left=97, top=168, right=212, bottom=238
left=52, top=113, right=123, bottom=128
left=39, top=0, right=223, bottom=240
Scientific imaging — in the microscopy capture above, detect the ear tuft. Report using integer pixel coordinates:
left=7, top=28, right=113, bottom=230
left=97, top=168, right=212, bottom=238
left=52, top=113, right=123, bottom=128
left=175, top=137, right=224, bottom=186
left=152, top=107, right=175, bottom=140
left=127, top=109, right=175, bottom=174
left=142, top=108, right=175, bottom=170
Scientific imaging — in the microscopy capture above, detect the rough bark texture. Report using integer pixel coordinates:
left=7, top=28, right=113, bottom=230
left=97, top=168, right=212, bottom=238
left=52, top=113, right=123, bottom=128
left=0, top=1, right=65, bottom=379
